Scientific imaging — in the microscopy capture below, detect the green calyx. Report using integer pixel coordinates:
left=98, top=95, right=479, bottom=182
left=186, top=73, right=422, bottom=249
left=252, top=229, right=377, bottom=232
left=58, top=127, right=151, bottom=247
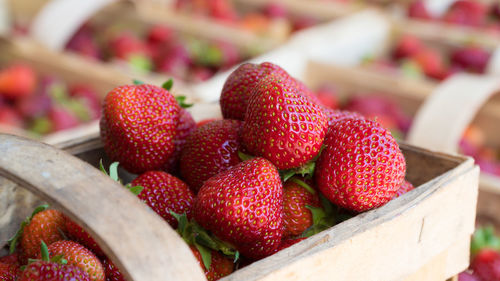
left=99, top=160, right=143, bottom=196
left=301, top=194, right=336, bottom=238
left=24, top=241, right=67, bottom=268
left=171, top=212, right=239, bottom=269
left=237, top=151, right=254, bottom=162
left=8, top=204, right=49, bottom=254
left=175, top=96, right=193, bottom=109
left=133, top=79, right=145, bottom=85
left=471, top=226, right=500, bottom=257
left=162, top=79, right=174, bottom=91
left=280, top=161, right=316, bottom=182
left=290, top=177, right=315, bottom=195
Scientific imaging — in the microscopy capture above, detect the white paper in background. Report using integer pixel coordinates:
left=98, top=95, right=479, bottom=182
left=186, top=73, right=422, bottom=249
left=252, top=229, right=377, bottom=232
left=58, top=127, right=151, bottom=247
left=0, top=0, right=10, bottom=36
left=30, top=0, right=117, bottom=50
left=423, top=0, right=457, bottom=17
left=189, top=10, right=391, bottom=103
left=486, top=47, right=500, bottom=76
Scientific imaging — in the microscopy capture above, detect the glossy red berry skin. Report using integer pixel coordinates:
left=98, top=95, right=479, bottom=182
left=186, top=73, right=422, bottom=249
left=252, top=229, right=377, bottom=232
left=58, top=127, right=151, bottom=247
left=471, top=249, right=500, bottom=281
left=164, top=108, right=196, bottom=174
left=394, top=180, right=415, bottom=198
left=323, top=108, right=364, bottom=127
left=103, top=259, right=125, bottom=281
left=100, top=84, right=180, bottom=174
left=282, top=181, right=320, bottom=238
left=180, top=119, right=242, bottom=192
left=19, top=261, right=90, bottom=281
left=131, top=171, right=195, bottom=228
left=65, top=217, right=105, bottom=258
left=241, top=74, right=328, bottom=170
left=190, top=246, right=234, bottom=281
left=315, top=118, right=406, bottom=212
left=0, top=262, right=20, bottom=281
left=193, top=158, right=283, bottom=260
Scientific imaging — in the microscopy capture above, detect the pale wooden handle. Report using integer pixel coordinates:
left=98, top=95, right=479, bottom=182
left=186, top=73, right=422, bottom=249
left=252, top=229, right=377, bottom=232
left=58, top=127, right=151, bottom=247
left=0, top=134, right=205, bottom=281
left=407, top=73, right=500, bottom=153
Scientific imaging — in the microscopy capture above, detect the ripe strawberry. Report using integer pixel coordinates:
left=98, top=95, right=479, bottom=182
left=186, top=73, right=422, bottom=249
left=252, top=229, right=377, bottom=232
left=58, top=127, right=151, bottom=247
left=392, top=35, right=423, bottom=61
left=69, top=84, right=102, bottom=120
left=412, top=48, right=447, bottom=80
left=220, top=62, right=284, bottom=120
left=147, top=25, right=174, bottom=46
left=180, top=119, right=242, bottom=192
left=103, top=259, right=125, bottom=281
left=193, top=157, right=283, bottom=259
left=65, top=217, right=104, bottom=258
left=0, top=106, right=24, bottom=128
left=471, top=249, right=500, bottom=281
left=164, top=108, right=196, bottom=174
left=0, top=64, right=36, bottom=100
left=20, top=261, right=90, bottom=281
left=394, top=180, right=415, bottom=198
left=48, top=105, right=80, bottom=132
left=0, top=262, right=20, bottom=281
left=458, top=271, right=481, bottom=281
left=9, top=206, right=66, bottom=263
left=109, top=32, right=149, bottom=60
left=131, top=171, right=195, bottom=228
left=444, top=0, right=487, bottom=27
left=0, top=253, right=19, bottom=266
left=315, top=118, right=406, bottom=212
left=407, top=0, right=433, bottom=20
left=100, top=84, right=180, bottom=173
left=45, top=240, right=105, bottom=281
left=282, top=178, right=321, bottom=238
left=197, top=118, right=220, bottom=127
left=66, top=25, right=101, bottom=60
left=241, top=74, right=328, bottom=170
left=190, top=246, right=234, bottom=281
left=314, top=85, right=339, bottom=109
left=451, top=47, right=491, bottom=74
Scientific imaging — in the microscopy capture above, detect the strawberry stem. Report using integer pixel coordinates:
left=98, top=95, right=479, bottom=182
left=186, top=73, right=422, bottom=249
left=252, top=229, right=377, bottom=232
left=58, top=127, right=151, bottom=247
left=237, top=151, right=254, bottom=162
left=41, top=241, right=49, bottom=262
left=290, top=177, right=315, bottom=195
left=8, top=204, right=49, bottom=254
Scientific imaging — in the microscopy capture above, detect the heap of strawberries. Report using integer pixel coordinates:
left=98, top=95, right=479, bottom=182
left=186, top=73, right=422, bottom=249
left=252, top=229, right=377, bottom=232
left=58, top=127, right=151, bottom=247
left=1, top=62, right=414, bottom=280
left=0, top=63, right=101, bottom=136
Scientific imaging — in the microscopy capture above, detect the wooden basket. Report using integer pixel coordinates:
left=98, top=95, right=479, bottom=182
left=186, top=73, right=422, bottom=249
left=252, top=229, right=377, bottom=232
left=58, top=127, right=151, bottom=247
left=0, top=100, right=479, bottom=281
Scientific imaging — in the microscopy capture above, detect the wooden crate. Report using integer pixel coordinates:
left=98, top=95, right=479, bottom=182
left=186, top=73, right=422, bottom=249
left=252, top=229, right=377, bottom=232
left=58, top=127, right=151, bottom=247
left=0, top=98, right=479, bottom=280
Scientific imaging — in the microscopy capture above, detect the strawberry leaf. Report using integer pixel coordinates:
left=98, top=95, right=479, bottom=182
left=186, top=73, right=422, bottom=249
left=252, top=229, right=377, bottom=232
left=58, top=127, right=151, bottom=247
left=194, top=243, right=212, bottom=270
left=280, top=161, right=316, bottom=182
left=471, top=226, right=500, bottom=257
left=133, top=79, right=144, bottom=85
left=109, top=162, right=120, bottom=182
left=41, top=241, right=49, bottom=262
left=162, top=79, right=174, bottom=91
left=99, top=159, right=108, bottom=176
left=126, top=184, right=144, bottom=196
left=237, top=151, right=254, bottom=162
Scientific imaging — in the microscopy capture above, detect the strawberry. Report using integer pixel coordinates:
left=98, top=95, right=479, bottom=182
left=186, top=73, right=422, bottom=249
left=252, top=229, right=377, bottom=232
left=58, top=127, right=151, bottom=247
left=0, top=64, right=36, bottom=100
left=20, top=261, right=90, bottom=281
left=315, top=117, right=406, bottom=212
left=0, top=106, right=24, bottom=128
left=103, top=259, right=125, bottom=281
left=407, top=0, right=433, bottom=20
left=180, top=119, right=242, bottom=192
left=69, top=84, right=102, bottom=120
left=9, top=206, right=66, bottom=263
left=241, top=74, right=328, bottom=170
left=411, top=48, right=447, bottom=80
left=100, top=84, right=180, bottom=174
left=282, top=178, right=321, bottom=238
left=147, top=25, right=174, bottom=46
left=220, top=62, right=284, bottom=120
left=458, top=272, right=481, bottom=281
left=131, top=170, right=195, bottom=227
left=190, top=246, right=234, bottom=281
left=451, top=47, right=491, bottom=74
left=392, top=35, right=423, bottom=61
left=48, top=105, right=80, bottom=132
left=65, top=217, right=104, bottom=258
left=394, top=180, right=415, bottom=198
left=109, top=32, right=149, bottom=61
left=193, top=157, right=283, bottom=259
left=66, top=25, right=101, bottom=60
left=0, top=262, right=20, bottom=281
left=196, top=118, right=220, bottom=127
left=164, top=108, right=196, bottom=174
left=444, top=0, right=487, bottom=27
left=324, top=108, right=363, bottom=127
left=0, top=253, right=19, bottom=266
left=45, top=240, right=105, bottom=281
left=471, top=249, right=500, bottom=281
left=314, top=85, right=339, bottom=109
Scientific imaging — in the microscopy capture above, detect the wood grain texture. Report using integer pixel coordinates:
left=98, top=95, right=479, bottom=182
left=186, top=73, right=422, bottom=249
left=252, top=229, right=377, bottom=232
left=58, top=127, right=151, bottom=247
left=0, top=134, right=205, bottom=281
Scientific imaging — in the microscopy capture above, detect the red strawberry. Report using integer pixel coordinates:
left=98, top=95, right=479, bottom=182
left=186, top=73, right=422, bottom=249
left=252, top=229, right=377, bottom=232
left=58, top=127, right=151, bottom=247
left=0, top=106, right=24, bottom=128
left=412, top=48, right=447, bottom=80
left=451, top=47, right=491, bottom=74
left=392, top=35, right=423, bottom=61
left=45, top=240, right=105, bottom=281
left=444, top=0, right=487, bottom=27
left=100, top=84, right=180, bottom=174
left=147, top=25, right=174, bottom=46
left=180, top=119, right=242, bottom=192
left=164, top=108, right=196, bottom=174
left=10, top=207, right=66, bottom=263
left=471, top=249, right=500, bottom=281
left=69, top=84, right=102, bottom=120
left=315, top=117, right=406, bottom=212
left=131, top=171, right=195, bottom=227
left=66, top=25, right=101, bottom=60
left=190, top=246, right=234, bottom=281
left=241, top=74, right=328, bottom=170
left=276, top=237, right=306, bottom=252
left=109, top=32, right=149, bottom=60
left=0, top=64, right=37, bottom=100
left=458, top=271, right=481, bottom=281
left=394, top=180, right=415, bottom=198
left=407, top=0, right=433, bottom=20
left=0, top=262, right=20, bottom=281
left=314, top=85, right=339, bottom=109
left=282, top=179, right=321, bottom=238
left=65, top=217, right=104, bottom=258
left=20, top=261, right=90, bottom=281
left=48, top=105, right=81, bottom=132
left=197, top=118, right=220, bottom=127
left=193, top=157, right=283, bottom=259
left=0, top=253, right=19, bottom=266
left=103, top=259, right=125, bottom=281
left=220, top=62, right=284, bottom=120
